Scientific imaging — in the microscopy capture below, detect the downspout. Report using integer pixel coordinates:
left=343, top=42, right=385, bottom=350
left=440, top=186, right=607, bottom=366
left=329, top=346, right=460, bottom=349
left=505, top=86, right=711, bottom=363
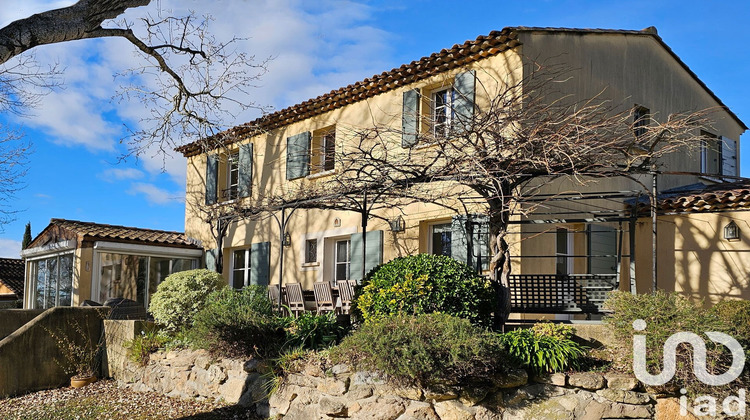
left=651, top=170, right=658, bottom=293
left=278, top=207, right=286, bottom=312
left=361, top=190, right=368, bottom=282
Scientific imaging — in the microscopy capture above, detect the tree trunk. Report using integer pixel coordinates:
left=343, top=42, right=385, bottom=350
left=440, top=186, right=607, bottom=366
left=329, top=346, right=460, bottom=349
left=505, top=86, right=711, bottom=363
left=488, top=194, right=512, bottom=330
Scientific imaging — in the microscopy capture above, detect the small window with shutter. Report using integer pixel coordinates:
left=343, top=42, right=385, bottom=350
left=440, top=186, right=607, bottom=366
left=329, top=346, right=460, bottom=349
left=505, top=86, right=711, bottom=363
left=700, top=131, right=722, bottom=176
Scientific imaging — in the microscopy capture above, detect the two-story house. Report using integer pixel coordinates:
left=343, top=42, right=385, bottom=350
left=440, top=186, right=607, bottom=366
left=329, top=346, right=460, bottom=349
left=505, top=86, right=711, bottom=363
left=177, top=27, right=746, bottom=311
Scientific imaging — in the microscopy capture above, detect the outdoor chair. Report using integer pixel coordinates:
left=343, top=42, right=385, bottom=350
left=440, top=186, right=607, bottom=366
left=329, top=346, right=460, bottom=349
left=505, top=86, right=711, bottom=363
left=284, top=283, right=305, bottom=317
left=267, top=284, right=284, bottom=312
left=313, top=281, right=336, bottom=314
left=337, top=280, right=356, bottom=315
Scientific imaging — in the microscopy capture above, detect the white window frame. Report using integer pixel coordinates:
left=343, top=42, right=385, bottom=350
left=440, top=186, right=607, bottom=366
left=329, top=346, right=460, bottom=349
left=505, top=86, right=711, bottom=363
left=91, top=242, right=200, bottom=308
left=27, top=252, right=75, bottom=309
left=334, top=239, right=351, bottom=282
left=428, top=221, right=453, bottom=257
left=231, top=248, right=251, bottom=288
left=225, top=151, right=240, bottom=201
left=431, top=87, right=454, bottom=138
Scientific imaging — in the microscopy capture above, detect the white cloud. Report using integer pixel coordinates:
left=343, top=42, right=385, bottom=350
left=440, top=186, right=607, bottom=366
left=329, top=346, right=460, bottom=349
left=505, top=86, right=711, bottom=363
left=0, top=238, right=22, bottom=259
left=3, top=0, right=395, bottom=189
left=128, top=183, right=185, bottom=205
left=99, top=168, right=145, bottom=182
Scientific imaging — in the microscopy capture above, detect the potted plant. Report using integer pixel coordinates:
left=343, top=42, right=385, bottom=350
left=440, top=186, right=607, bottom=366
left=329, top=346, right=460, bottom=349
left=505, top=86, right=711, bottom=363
left=45, top=311, right=107, bottom=388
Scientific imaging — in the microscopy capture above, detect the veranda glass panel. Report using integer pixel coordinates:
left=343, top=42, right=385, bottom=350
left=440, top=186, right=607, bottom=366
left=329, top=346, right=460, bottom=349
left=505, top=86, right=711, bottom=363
left=148, top=257, right=171, bottom=305
left=58, top=254, right=74, bottom=306
left=35, top=259, right=47, bottom=309
left=45, top=257, right=57, bottom=308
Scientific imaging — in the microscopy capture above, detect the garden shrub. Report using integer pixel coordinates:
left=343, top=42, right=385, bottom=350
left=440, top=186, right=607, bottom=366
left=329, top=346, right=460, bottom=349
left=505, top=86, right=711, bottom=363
left=604, top=290, right=744, bottom=395
left=125, top=325, right=169, bottom=366
left=284, top=312, right=347, bottom=351
left=190, top=285, right=285, bottom=358
left=356, top=254, right=497, bottom=327
left=149, top=269, right=225, bottom=331
left=530, top=321, right=576, bottom=341
left=330, top=313, right=507, bottom=387
left=711, top=299, right=750, bottom=346
left=500, top=328, right=585, bottom=374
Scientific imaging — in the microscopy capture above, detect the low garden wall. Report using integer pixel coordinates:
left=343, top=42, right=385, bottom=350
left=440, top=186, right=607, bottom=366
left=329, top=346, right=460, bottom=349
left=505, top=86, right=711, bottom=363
left=0, top=308, right=45, bottom=340
left=269, top=363, right=664, bottom=420
left=0, top=307, right=107, bottom=397
left=105, top=320, right=270, bottom=417
left=109, top=346, right=672, bottom=419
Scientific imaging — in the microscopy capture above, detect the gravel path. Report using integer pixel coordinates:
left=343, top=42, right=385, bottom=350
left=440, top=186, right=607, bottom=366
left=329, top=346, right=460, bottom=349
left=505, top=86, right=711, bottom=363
left=0, top=379, right=261, bottom=420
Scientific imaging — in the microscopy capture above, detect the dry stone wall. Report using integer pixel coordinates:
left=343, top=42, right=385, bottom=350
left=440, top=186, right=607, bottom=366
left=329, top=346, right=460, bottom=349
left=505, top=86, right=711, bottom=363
left=114, top=348, right=270, bottom=417
left=270, top=365, right=659, bottom=420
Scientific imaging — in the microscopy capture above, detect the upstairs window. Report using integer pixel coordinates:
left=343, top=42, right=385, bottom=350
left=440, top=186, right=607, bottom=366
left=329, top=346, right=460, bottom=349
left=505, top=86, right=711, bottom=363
left=205, top=143, right=253, bottom=204
left=401, top=70, right=476, bottom=147
left=701, top=131, right=722, bottom=176
left=431, top=87, right=454, bottom=138
left=311, top=127, right=336, bottom=174
left=224, top=151, right=239, bottom=201
left=633, top=106, right=650, bottom=139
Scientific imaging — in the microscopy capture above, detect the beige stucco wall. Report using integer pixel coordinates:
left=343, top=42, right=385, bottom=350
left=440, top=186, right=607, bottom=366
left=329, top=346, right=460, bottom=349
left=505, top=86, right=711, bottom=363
left=518, top=31, right=743, bottom=192
left=185, top=31, right=745, bottom=294
left=185, top=49, right=524, bottom=288
left=635, top=211, right=750, bottom=306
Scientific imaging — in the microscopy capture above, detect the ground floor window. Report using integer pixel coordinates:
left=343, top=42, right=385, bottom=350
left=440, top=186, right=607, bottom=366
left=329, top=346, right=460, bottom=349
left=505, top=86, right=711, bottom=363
left=335, top=239, right=351, bottom=281
left=430, top=223, right=452, bottom=257
left=98, top=252, right=196, bottom=308
left=30, top=254, right=74, bottom=309
left=232, top=248, right=251, bottom=289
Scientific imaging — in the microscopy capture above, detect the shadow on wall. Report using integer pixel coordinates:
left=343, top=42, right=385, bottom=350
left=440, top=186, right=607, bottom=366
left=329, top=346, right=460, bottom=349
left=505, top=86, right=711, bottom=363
left=659, top=214, right=750, bottom=306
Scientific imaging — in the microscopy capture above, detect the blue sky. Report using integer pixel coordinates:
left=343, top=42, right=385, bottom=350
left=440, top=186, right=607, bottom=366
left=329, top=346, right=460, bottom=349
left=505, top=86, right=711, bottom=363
left=0, top=0, right=748, bottom=257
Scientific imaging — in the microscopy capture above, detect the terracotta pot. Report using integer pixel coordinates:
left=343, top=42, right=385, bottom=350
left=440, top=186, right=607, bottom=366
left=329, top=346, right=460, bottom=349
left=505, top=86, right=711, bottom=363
left=70, top=375, right=97, bottom=388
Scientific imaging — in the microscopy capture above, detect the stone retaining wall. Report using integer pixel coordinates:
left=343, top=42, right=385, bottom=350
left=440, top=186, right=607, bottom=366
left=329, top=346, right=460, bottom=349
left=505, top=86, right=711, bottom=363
left=113, top=348, right=269, bottom=417
left=270, top=364, right=662, bottom=420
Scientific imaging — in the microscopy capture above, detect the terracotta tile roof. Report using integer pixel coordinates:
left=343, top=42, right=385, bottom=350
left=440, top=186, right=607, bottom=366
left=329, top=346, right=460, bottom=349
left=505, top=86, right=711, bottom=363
left=175, top=27, right=522, bottom=157
left=48, top=219, right=200, bottom=248
left=0, top=258, right=24, bottom=296
left=633, top=182, right=750, bottom=214
left=175, top=26, right=745, bottom=158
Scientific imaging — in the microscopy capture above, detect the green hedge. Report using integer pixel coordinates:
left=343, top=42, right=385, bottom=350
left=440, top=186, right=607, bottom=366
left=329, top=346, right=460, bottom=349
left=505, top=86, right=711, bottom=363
left=356, top=254, right=497, bottom=327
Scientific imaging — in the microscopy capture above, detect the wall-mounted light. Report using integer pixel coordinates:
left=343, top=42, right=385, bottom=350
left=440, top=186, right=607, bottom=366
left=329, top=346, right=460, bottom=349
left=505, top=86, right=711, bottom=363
left=724, top=221, right=740, bottom=241
left=389, top=216, right=405, bottom=232
left=283, top=232, right=292, bottom=247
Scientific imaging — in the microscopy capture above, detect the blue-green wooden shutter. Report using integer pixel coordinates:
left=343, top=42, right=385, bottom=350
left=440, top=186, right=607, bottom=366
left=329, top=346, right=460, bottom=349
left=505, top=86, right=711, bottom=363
left=721, top=136, right=738, bottom=178
left=205, top=248, right=218, bottom=272
left=205, top=154, right=218, bottom=205
left=402, top=89, right=420, bottom=147
left=286, top=132, right=311, bottom=180
left=350, top=230, right=383, bottom=281
left=238, top=143, right=253, bottom=198
left=250, top=241, right=270, bottom=286
left=453, top=70, right=476, bottom=130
